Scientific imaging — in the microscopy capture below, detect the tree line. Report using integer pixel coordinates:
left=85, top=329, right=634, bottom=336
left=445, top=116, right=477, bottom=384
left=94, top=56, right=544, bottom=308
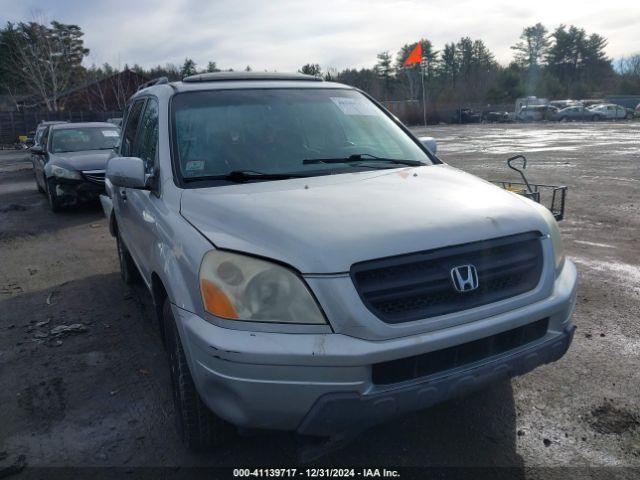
left=1, top=19, right=638, bottom=112
left=319, top=23, right=639, bottom=106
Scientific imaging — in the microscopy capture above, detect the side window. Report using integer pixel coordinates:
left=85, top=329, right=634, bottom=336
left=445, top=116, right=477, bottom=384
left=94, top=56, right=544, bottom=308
left=121, top=100, right=145, bottom=157
left=41, top=128, right=50, bottom=151
left=133, top=98, right=159, bottom=174
left=34, top=129, right=44, bottom=146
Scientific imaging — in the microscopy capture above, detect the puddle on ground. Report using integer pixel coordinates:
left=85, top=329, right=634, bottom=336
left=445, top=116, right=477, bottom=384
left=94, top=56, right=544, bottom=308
left=590, top=403, right=639, bottom=435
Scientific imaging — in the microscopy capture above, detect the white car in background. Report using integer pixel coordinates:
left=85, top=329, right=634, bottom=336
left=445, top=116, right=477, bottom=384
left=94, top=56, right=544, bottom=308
left=587, top=103, right=632, bottom=120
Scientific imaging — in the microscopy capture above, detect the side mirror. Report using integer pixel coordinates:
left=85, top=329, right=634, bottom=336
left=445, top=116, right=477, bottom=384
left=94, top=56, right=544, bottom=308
left=419, top=136, right=437, bottom=154
left=106, top=157, right=148, bottom=189
left=30, top=145, right=45, bottom=155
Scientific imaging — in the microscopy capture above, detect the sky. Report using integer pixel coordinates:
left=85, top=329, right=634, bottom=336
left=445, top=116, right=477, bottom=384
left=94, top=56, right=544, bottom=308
left=1, top=0, right=639, bottom=72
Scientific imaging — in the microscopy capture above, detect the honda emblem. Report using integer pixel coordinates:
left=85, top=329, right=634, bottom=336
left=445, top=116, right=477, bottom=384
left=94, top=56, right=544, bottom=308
left=450, top=264, right=479, bottom=292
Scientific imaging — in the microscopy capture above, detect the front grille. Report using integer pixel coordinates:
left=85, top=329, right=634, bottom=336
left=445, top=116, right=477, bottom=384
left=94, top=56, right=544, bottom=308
left=82, top=170, right=105, bottom=185
left=351, top=232, right=543, bottom=324
left=372, top=318, right=549, bottom=385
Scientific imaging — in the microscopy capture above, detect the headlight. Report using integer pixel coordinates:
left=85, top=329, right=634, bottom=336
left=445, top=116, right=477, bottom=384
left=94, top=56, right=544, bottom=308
left=199, top=250, right=326, bottom=324
left=538, top=206, right=565, bottom=274
left=50, top=165, right=81, bottom=180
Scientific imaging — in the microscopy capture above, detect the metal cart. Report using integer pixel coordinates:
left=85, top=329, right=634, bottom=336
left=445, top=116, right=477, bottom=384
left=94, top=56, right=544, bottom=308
left=492, top=155, right=568, bottom=221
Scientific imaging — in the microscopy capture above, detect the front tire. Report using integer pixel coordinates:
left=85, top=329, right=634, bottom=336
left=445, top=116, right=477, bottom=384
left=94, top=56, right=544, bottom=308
left=46, top=178, right=61, bottom=212
left=163, top=299, right=234, bottom=451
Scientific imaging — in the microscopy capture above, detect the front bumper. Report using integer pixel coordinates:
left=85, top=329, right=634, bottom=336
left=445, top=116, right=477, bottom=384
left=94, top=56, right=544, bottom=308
left=175, top=260, right=577, bottom=435
left=51, top=178, right=104, bottom=205
left=298, top=324, right=574, bottom=435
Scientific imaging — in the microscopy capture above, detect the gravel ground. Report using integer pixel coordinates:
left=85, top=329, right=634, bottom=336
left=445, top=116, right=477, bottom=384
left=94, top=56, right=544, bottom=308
left=0, top=122, right=638, bottom=478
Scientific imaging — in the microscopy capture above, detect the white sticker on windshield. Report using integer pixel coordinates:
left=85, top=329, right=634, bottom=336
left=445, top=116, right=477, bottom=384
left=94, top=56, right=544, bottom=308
left=102, top=130, right=119, bottom=137
left=330, top=97, right=378, bottom=116
left=185, top=160, right=205, bottom=172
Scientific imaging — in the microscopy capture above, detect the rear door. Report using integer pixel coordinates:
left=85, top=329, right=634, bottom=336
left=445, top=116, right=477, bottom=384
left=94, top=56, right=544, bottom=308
left=578, top=107, right=588, bottom=120
left=606, top=105, right=615, bottom=119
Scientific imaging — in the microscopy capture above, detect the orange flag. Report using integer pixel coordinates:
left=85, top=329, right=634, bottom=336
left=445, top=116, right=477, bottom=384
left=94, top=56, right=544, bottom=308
left=403, top=42, right=423, bottom=66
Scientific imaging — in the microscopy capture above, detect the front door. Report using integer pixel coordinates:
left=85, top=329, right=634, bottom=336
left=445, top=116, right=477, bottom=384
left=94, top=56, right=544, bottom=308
left=34, top=127, right=50, bottom=189
left=114, top=99, right=146, bottom=265
left=123, top=97, right=160, bottom=282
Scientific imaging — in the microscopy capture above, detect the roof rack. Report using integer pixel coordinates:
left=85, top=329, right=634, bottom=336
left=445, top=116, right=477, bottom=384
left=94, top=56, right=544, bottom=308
left=182, top=72, right=323, bottom=83
left=137, top=76, right=169, bottom=91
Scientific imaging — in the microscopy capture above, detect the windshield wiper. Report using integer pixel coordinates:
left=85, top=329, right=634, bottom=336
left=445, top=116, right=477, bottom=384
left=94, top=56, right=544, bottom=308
left=303, top=153, right=423, bottom=167
left=183, top=170, right=307, bottom=183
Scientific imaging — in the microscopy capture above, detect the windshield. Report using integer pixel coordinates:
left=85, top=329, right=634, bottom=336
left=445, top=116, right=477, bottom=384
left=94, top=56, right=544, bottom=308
left=50, top=127, right=120, bottom=153
left=171, top=88, right=433, bottom=182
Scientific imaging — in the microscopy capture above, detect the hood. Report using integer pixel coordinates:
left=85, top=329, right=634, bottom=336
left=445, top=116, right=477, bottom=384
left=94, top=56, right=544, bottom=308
left=180, top=165, right=550, bottom=274
left=50, top=150, right=114, bottom=171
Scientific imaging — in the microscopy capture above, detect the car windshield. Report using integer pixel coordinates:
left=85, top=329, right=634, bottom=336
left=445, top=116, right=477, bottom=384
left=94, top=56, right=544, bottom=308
left=171, top=88, right=433, bottom=182
left=50, top=127, right=120, bottom=153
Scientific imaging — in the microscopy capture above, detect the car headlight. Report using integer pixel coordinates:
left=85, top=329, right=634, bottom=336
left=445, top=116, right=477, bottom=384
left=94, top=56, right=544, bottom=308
left=199, top=250, right=326, bottom=324
left=538, top=206, right=565, bottom=274
left=50, top=165, right=82, bottom=180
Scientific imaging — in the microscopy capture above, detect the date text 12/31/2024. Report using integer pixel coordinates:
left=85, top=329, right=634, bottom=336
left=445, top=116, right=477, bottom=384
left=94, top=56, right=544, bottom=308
left=233, top=469, right=401, bottom=478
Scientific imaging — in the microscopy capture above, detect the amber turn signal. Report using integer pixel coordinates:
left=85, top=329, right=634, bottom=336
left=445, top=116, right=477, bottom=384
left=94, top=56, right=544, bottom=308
left=200, top=278, right=239, bottom=319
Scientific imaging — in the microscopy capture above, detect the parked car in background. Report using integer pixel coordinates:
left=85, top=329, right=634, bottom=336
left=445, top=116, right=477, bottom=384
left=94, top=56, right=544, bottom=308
left=34, top=121, right=68, bottom=146
left=451, top=108, right=481, bottom=124
left=556, top=105, right=594, bottom=122
left=482, top=110, right=510, bottom=123
left=30, top=121, right=68, bottom=172
left=549, top=100, right=581, bottom=110
left=515, top=96, right=548, bottom=114
left=580, top=99, right=606, bottom=108
left=517, top=105, right=559, bottom=122
left=30, top=122, right=120, bottom=212
left=587, top=103, right=633, bottom=120
left=102, top=72, right=576, bottom=451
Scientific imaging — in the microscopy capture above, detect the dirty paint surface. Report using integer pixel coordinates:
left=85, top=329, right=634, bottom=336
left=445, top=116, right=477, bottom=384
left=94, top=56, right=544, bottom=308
left=0, top=122, right=639, bottom=476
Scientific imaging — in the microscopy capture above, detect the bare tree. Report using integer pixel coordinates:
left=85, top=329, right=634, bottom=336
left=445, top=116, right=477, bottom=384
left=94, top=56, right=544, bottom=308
left=3, top=18, right=88, bottom=111
left=618, top=54, right=640, bottom=77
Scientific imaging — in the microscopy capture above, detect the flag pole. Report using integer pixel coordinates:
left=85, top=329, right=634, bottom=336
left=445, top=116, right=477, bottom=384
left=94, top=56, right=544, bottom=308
left=403, top=40, right=428, bottom=128
left=420, top=41, right=427, bottom=129
left=421, top=62, right=426, bottom=128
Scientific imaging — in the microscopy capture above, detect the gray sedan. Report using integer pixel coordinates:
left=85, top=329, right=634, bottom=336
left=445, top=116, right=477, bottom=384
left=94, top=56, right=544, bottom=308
left=556, top=105, right=594, bottom=122
left=30, top=122, right=120, bottom=212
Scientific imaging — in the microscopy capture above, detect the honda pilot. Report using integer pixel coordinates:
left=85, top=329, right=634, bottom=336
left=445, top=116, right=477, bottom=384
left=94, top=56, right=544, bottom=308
left=101, top=72, right=577, bottom=450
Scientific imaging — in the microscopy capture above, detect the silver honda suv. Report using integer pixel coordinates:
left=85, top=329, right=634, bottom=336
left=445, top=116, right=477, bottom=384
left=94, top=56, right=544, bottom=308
left=102, top=72, right=577, bottom=451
